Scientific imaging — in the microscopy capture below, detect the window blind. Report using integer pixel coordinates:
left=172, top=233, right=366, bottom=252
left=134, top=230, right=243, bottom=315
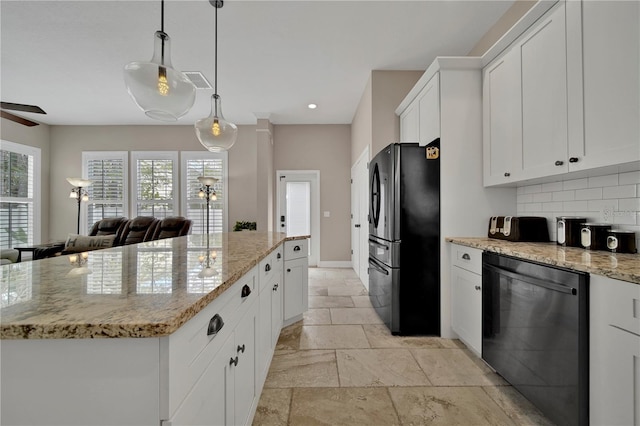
left=0, top=149, right=34, bottom=248
left=86, top=157, right=126, bottom=227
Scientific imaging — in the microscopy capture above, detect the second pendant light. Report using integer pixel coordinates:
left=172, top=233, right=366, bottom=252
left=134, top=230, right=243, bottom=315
left=195, top=0, right=238, bottom=152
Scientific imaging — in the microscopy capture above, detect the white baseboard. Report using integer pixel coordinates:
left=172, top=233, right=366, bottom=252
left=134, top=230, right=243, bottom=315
left=316, top=261, right=352, bottom=268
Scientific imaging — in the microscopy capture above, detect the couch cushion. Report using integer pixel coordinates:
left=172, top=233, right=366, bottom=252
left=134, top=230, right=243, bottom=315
left=64, top=234, right=116, bottom=253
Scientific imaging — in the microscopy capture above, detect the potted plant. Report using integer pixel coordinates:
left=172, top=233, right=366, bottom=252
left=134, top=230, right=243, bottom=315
left=233, top=221, right=257, bottom=232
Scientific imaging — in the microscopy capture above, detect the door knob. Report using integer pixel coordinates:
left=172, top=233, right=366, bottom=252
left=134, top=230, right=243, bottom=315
left=355, top=224, right=361, bottom=228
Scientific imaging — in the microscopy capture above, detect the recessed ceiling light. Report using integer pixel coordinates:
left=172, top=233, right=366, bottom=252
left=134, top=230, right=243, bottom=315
left=308, top=103, right=317, bottom=109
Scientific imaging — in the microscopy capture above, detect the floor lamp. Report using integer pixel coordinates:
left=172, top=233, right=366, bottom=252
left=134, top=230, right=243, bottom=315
left=67, top=178, right=92, bottom=234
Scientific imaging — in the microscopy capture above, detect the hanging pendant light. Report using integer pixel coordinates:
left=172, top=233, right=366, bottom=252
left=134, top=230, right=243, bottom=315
left=124, top=0, right=196, bottom=122
left=195, top=0, right=238, bottom=152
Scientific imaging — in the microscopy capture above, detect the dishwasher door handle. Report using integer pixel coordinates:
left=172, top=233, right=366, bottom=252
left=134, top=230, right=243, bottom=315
left=368, top=257, right=389, bottom=275
left=483, top=264, right=577, bottom=295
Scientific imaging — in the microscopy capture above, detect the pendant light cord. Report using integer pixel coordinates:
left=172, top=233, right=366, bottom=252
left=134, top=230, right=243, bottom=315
left=160, top=0, right=165, bottom=64
left=214, top=2, right=219, bottom=116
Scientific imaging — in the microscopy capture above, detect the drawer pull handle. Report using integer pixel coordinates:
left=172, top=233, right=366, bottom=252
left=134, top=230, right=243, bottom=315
left=504, top=172, right=511, bottom=177
left=229, top=356, right=238, bottom=367
left=241, top=284, right=252, bottom=298
left=475, top=286, right=481, bottom=291
left=277, top=253, right=281, bottom=259
left=569, top=157, right=579, bottom=163
left=265, top=263, right=271, bottom=272
left=293, top=245, right=301, bottom=252
left=207, top=314, right=224, bottom=337
left=555, top=160, right=564, bottom=166
left=237, top=344, right=245, bottom=354
left=461, top=253, right=470, bottom=260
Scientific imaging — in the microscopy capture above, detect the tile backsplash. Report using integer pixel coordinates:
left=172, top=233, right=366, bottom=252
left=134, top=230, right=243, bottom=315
left=516, top=171, right=640, bottom=250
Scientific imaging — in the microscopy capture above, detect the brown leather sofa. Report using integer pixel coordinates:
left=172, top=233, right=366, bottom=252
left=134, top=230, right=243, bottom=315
left=119, top=216, right=160, bottom=245
left=151, top=216, right=193, bottom=240
left=88, top=217, right=129, bottom=246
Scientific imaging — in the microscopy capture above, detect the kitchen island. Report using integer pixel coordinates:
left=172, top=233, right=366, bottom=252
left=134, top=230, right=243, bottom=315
left=1, top=232, right=307, bottom=426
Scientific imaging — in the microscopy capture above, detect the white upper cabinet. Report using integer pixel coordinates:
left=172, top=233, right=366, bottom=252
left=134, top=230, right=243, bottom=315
left=519, top=4, right=568, bottom=179
left=483, top=47, right=522, bottom=185
left=399, top=72, right=440, bottom=146
left=483, top=0, right=639, bottom=186
left=483, top=2, right=567, bottom=186
left=566, top=0, right=640, bottom=171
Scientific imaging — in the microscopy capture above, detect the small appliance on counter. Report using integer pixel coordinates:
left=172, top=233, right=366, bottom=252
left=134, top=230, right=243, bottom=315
left=606, top=230, right=637, bottom=253
left=556, top=217, right=588, bottom=247
left=487, top=216, right=549, bottom=242
left=580, top=223, right=612, bottom=250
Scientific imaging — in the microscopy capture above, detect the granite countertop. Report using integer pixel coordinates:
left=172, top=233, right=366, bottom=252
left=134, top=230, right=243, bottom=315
left=447, top=237, right=640, bottom=285
left=1, top=232, right=306, bottom=340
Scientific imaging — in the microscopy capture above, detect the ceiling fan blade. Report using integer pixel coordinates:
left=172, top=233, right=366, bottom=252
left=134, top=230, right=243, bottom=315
left=0, top=102, right=46, bottom=114
left=0, top=110, right=40, bottom=127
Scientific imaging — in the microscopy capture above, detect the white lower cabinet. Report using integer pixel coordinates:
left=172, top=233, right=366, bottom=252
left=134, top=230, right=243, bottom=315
left=450, top=244, right=483, bottom=356
left=257, top=246, right=283, bottom=387
left=590, top=274, right=640, bottom=425
left=283, top=239, right=309, bottom=325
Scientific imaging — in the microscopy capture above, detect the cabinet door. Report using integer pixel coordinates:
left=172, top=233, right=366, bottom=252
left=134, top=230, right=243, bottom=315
left=483, top=46, right=522, bottom=186
left=567, top=1, right=640, bottom=171
left=271, top=279, right=283, bottom=347
left=591, top=326, right=640, bottom=426
left=167, top=335, right=234, bottom=426
left=400, top=102, right=419, bottom=143
left=519, top=3, right=568, bottom=179
left=418, top=72, right=440, bottom=146
left=257, top=284, right=273, bottom=382
left=450, top=266, right=482, bottom=355
left=284, top=257, right=309, bottom=321
left=234, top=304, right=258, bottom=426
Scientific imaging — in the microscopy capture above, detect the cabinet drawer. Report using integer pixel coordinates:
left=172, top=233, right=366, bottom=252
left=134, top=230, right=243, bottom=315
left=162, top=268, right=257, bottom=416
left=284, top=239, right=308, bottom=260
left=259, top=245, right=283, bottom=292
left=450, top=244, right=483, bottom=274
left=602, top=277, right=640, bottom=335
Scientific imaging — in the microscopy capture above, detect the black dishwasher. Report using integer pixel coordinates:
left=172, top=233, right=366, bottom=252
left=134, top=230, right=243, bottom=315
left=482, top=252, right=589, bottom=426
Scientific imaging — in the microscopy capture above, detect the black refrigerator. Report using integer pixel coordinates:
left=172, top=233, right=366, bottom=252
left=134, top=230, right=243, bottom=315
left=368, top=141, right=440, bottom=335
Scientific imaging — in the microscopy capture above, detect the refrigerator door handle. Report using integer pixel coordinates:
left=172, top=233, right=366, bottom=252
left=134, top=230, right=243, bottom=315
left=368, top=238, right=389, bottom=250
left=368, top=257, right=389, bottom=275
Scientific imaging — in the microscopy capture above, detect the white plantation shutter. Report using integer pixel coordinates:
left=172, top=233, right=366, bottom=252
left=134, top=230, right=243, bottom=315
left=181, top=151, right=228, bottom=234
left=83, top=152, right=128, bottom=231
left=132, top=152, right=178, bottom=220
left=0, top=141, right=40, bottom=249
left=85, top=250, right=124, bottom=294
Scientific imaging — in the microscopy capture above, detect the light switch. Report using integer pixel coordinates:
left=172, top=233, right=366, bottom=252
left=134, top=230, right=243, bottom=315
left=323, top=211, right=330, bottom=218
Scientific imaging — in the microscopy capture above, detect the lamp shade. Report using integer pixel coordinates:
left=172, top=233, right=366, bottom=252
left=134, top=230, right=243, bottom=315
left=124, top=31, right=196, bottom=122
left=67, top=177, right=93, bottom=187
left=197, top=176, right=219, bottom=186
left=195, top=94, right=238, bottom=152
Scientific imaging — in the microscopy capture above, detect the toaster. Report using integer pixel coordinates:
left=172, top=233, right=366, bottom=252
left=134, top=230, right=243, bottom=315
left=488, top=216, right=550, bottom=242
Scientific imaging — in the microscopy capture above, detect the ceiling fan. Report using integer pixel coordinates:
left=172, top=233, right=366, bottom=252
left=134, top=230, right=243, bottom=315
left=1, top=102, right=46, bottom=127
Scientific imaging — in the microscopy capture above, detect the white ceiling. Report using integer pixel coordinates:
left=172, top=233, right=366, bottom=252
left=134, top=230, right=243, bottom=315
left=0, top=0, right=513, bottom=126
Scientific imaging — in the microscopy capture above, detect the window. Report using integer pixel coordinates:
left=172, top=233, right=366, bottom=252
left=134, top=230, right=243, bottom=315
left=181, top=151, right=228, bottom=234
left=83, top=152, right=128, bottom=234
left=131, top=152, right=178, bottom=219
left=0, top=141, right=40, bottom=248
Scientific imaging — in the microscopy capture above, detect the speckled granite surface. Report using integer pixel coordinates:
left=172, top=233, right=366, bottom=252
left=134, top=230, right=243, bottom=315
left=447, top=237, right=640, bottom=285
left=0, top=232, right=307, bottom=340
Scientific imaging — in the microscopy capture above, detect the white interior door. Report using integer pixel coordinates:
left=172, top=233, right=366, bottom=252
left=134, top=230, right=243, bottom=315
left=277, top=171, right=319, bottom=266
left=351, top=147, right=369, bottom=289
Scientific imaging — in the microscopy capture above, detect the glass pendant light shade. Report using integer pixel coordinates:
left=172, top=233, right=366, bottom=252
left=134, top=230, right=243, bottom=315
left=124, top=31, right=196, bottom=122
left=195, top=94, right=238, bottom=152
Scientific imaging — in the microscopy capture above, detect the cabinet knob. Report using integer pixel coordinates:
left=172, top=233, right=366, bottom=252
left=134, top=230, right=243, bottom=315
left=287, top=268, right=291, bottom=273
left=241, top=284, right=252, bottom=298
left=265, top=263, right=271, bottom=272
left=237, top=344, right=245, bottom=354
left=475, top=286, right=481, bottom=291
left=273, top=283, right=279, bottom=291
left=555, top=160, right=564, bottom=166
left=355, top=224, right=361, bottom=228
left=277, top=253, right=281, bottom=259
left=569, top=157, right=579, bottom=163
left=207, top=314, right=224, bottom=336
left=461, top=253, right=470, bottom=260
left=229, top=356, right=238, bottom=367
left=504, top=172, right=511, bottom=177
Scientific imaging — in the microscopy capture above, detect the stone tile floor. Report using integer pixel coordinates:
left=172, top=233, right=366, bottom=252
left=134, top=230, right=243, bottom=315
left=253, top=268, right=554, bottom=425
